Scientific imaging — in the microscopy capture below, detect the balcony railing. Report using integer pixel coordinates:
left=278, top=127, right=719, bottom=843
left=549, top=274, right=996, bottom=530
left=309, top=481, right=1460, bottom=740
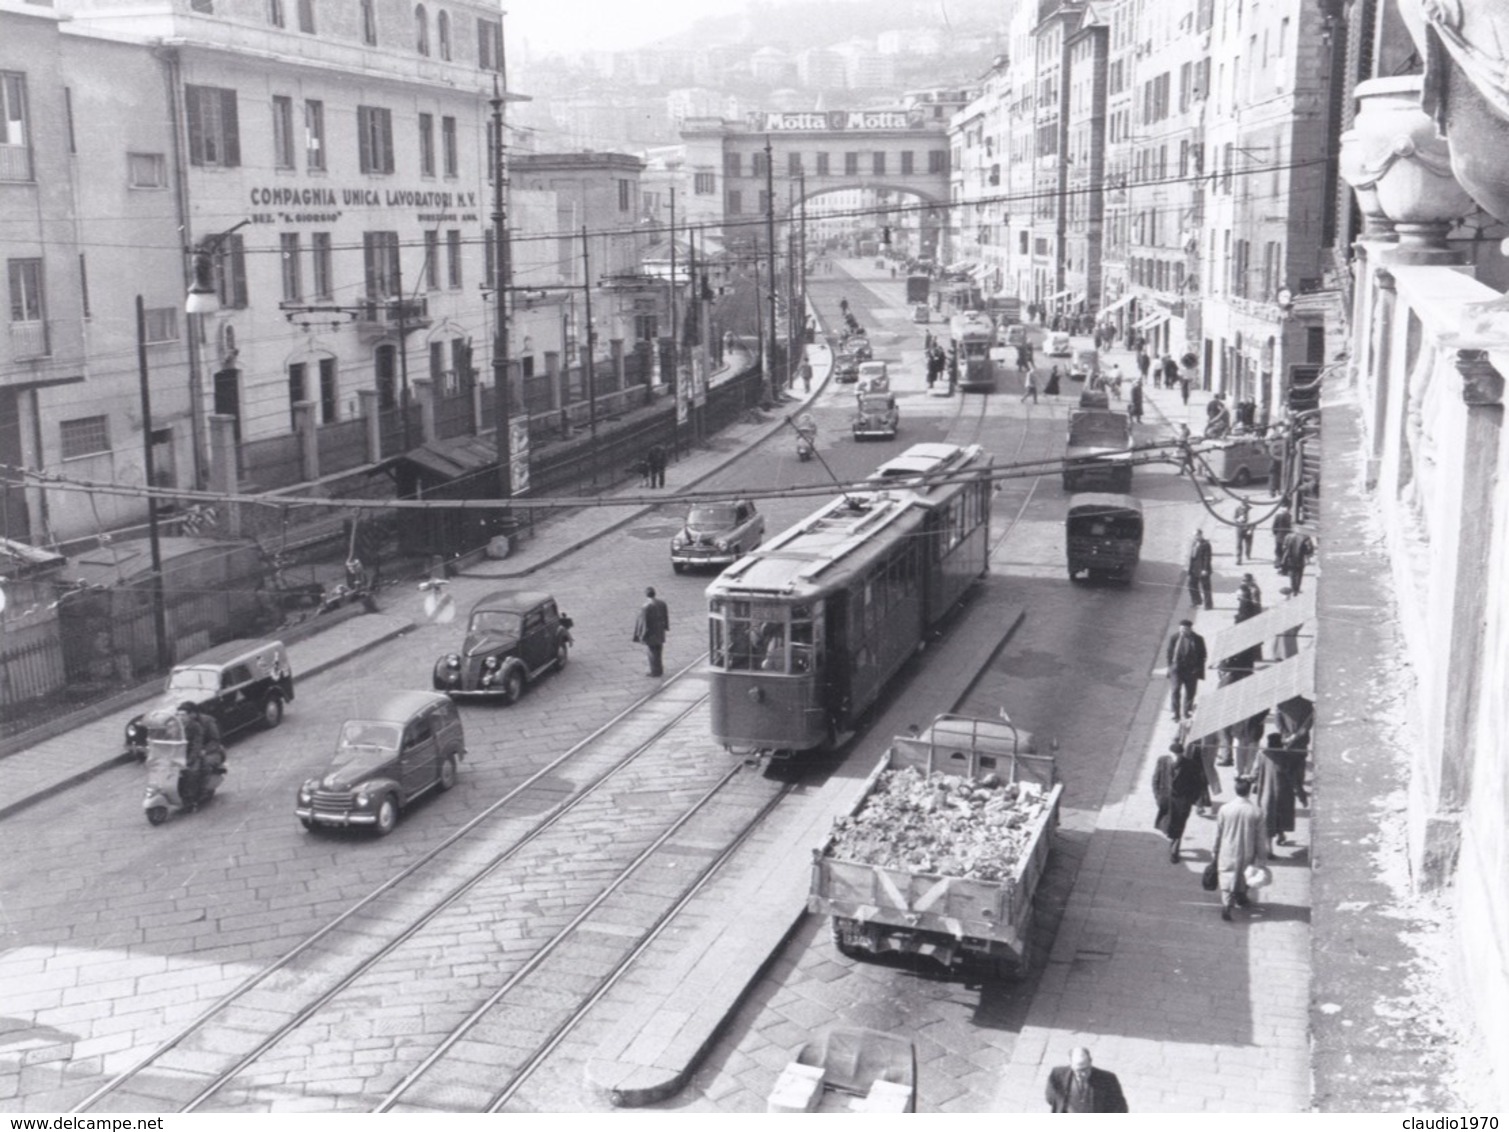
left=0, top=143, right=32, bottom=183
left=355, top=297, right=429, bottom=339
left=8, top=320, right=49, bottom=360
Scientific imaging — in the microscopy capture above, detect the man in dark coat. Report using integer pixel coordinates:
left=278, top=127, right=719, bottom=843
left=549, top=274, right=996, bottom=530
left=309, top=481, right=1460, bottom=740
left=1187, top=529, right=1214, bottom=610
left=1235, top=572, right=1262, bottom=622
left=633, top=586, right=669, bottom=677
left=1234, top=500, right=1255, bottom=564
left=1257, top=731, right=1306, bottom=850
left=1153, top=740, right=1208, bottom=862
left=1279, top=528, right=1314, bottom=595
left=1045, top=1047, right=1128, bottom=1113
left=1165, top=618, right=1207, bottom=721
left=1272, top=503, right=1294, bottom=568
left=646, top=444, right=667, bottom=488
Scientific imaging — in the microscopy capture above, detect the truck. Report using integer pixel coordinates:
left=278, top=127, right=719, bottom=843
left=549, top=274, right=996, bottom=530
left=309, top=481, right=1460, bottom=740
left=1063, top=408, right=1135, bottom=492
left=808, top=713, right=1062, bottom=978
left=905, top=274, right=931, bottom=305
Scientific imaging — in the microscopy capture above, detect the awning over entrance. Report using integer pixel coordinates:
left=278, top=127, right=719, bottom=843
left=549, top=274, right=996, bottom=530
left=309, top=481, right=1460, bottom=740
left=1184, top=643, right=1316, bottom=742
left=1207, top=589, right=1316, bottom=663
left=1099, top=295, right=1133, bottom=316
left=1135, top=310, right=1171, bottom=331
left=1046, top=288, right=1073, bottom=302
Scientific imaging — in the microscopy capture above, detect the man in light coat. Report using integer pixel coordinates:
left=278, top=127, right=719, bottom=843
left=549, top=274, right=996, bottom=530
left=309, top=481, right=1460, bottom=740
left=1214, top=776, right=1268, bottom=921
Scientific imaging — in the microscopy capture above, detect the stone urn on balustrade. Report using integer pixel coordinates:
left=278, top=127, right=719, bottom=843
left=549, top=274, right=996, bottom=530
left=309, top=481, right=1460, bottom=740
left=1398, top=0, right=1509, bottom=226
left=1340, top=74, right=1476, bottom=261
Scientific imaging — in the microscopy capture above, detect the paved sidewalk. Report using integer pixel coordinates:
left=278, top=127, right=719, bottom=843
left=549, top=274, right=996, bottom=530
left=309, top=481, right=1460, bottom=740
left=990, top=344, right=1314, bottom=1112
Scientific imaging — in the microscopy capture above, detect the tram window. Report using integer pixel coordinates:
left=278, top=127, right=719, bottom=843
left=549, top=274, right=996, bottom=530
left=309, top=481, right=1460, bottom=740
left=757, top=621, right=786, bottom=671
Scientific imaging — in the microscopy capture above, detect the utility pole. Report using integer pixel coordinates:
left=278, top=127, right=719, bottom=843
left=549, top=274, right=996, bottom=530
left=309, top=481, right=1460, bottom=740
left=754, top=255, right=768, bottom=403
left=764, top=134, right=779, bottom=398
left=669, top=186, right=680, bottom=459
left=581, top=226, right=598, bottom=485
left=799, top=172, right=808, bottom=350
left=489, top=64, right=515, bottom=531
left=135, top=295, right=171, bottom=673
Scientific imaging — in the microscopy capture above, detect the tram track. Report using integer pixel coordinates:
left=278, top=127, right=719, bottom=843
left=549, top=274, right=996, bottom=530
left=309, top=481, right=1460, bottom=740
left=68, top=657, right=735, bottom=1113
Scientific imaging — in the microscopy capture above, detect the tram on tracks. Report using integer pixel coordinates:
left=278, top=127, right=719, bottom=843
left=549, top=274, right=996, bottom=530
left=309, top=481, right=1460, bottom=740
left=706, top=443, right=994, bottom=757
left=949, top=312, right=997, bottom=392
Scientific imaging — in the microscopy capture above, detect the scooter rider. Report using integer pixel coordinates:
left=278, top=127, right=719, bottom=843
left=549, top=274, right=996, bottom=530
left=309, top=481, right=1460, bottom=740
left=177, top=702, right=225, bottom=807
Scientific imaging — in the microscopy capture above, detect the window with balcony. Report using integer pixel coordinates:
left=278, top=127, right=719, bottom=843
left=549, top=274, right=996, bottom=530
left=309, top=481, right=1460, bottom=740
left=358, top=105, right=394, bottom=174
left=319, top=357, right=338, bottom=422
left=128, top=153, right=167, bottom=189
left=617, top=178, right=630, bottom=211
left=215, top=234, right=248, bottom=308
left=424, top=229, right=439, bottom=289
left=693, top=171, right=714, bottom=194
left=60, top=416, right=110, bottom=460
left=441, top=115, right=457, bottom=176
left=787, top=152, right=802, bottom=176
left=901, top=150, right=914, bottom=175
left=815, top=152, right=829, bottom=175
left=288, top=361, right=307, bottom=430
left=724, top=152, right=741, bottom=178
left=305, top=99, right=325, bottom=170
left=416, top=5, right=430, bottom=55
left=418, top=113, right=435, bottom=176
left=272, top=95, right=296, bottom=169
left=312, top=231, right=332, bottom=298
left=437, top=10, right=451, bottom=59
left=363, top=231, right=401, bottom=299
left=361, top=0, right=378, bottom=44
left=185, top=85, right=240, bottom=168
left=446, top=229, right=461, bottom=287
left=752, top=152, right=767, bottom=177
left=478, top=18, right=502, bottom=71
left=872, top=152, right=886, bottom=176
left=845, top=152, right=858, bottom=175
left=280, top=233, right=302, bottom=301
left=929, top=149, right=947, bottom=174
left=8, top=258, right=47, bottom=358
left=297, top=0, right=315, bottom=32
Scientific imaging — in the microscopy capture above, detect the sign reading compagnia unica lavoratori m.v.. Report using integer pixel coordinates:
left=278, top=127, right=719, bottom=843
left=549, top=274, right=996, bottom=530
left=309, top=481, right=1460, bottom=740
left=749, top=109, right=931, bottom=132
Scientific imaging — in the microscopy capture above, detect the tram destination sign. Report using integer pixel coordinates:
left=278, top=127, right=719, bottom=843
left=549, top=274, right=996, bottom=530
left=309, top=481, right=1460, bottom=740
left=751, top=109, right=929, bottom=132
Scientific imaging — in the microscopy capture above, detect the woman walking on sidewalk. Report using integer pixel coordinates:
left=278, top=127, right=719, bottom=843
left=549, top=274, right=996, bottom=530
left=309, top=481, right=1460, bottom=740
left=1153, top=740, right=1208, bottom=863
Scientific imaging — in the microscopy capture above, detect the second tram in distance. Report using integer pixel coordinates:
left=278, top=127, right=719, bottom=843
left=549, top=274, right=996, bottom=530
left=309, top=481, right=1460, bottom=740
left=706, top=442, right=994, bottom=757
left=950, top=311, right=997, bottom=392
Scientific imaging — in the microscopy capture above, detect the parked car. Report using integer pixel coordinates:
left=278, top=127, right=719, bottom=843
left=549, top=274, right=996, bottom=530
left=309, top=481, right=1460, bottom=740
left=1046, top=331, right=1073, bottom=356
left=835, top=352, right=860, bottom=383
left=846, top=336, right=874, bottom=361
left=853, top=392, right=900, bottom=440
left=671, top=500, right=765, bottom=572
left=856, top=361, right=890, bottom=394
left=1204, top=436, right=1277, bottom=486
left=432, top=590, right=573, bottom=703
left=912, top=303, right=931, bottom=323
left=295, top=691, right=464, bottom=835
left=124, top=639, right=293, bottom=759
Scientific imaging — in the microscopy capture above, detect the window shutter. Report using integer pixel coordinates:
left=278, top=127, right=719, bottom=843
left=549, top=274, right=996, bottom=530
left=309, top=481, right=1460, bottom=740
left=186, top=87, right=204, bottom=165
left=220, top=88, right=240, bottom=166
left=358, top=109, right=371, bottom=172
left=231, top=235, right=247, bottom=307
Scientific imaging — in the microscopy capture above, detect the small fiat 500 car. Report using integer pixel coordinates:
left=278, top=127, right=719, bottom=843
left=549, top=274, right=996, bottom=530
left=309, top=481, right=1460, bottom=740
left=296, top=691, right=464, bottom=835
left=671, top=499, right=764, bottom=572
left=433, top=590, right=573, bottom=703
left=124, top=639, right=293, bottom=759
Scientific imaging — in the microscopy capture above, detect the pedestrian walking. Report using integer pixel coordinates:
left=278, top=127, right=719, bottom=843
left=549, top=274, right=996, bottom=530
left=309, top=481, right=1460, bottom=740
left=632, top=586, right=669, bottom=677
left=1128, top=379, right=1143, bottom=422
left=1109, top=363, right=1124, bottom=400
left=1235, top=572, right=1263, bottom=622
left=1161, top=353, right=1179, bottom=388
left=799, top=360, right=813, bottom=393
left=1187, top=528, right=1214, bottom=610
left=1045, top=1047, right=1129, bottom=1113
left=1213, top=776, right=1269, bottom=921
left=1021, top=369, right=1038, bottom=403
left=1257, top=731, right=1307, bottom=851
left=1136, top=348, right=1151, bottom=380
left=1165, top=618, right=1207, bottom=722
left=646, top=444, right=667, bottom=488
left=1153, top=740, right=1209, bottom=863
left=1043, top=366, right=1061, bottom=397
left=1234, top=500, right=1255, bottom=564
left=1180, top=376, right=1192, bottom=405
left=1272, top=503, right=1294, bottom=568
left=1278, top=527, right=1315, bottom=595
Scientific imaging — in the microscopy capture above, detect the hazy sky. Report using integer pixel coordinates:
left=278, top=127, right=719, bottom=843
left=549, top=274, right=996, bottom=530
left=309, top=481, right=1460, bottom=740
left=508, top=0, right=751, bottom=54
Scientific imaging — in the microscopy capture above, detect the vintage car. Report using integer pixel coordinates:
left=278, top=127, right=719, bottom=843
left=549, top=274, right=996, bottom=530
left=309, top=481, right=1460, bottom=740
left=834, top=351, right=860, bottom=383
left=856, top=361, right=890, bottom=394
left=296, top=691, right=464, bottom=835
left=845, top=336, right=874, bottom=362
left=1203, top=435, right=1277, bottom=487
left=432, top=590, right=573, bottom=703
left=852, top=392, right=900, bottom=440
left=911, top=303, right=931, bottom=323
left=124, top=639, right=293, bottom=759
left=1001, top=324, right=1028, bottom=348
left=671, top=499, right=764, bottom=572
left=1063, top=409, right=1135, bottom=492
left=1046, top=330, right=1073, bottom=357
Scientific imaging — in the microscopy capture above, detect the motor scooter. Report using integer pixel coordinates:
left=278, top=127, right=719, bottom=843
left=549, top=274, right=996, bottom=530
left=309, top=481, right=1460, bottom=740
left=318, top=557, right=379, bottom=615
left=141, top=710, right=225, bottom=825
left=794, top=413, right=818, bottom=462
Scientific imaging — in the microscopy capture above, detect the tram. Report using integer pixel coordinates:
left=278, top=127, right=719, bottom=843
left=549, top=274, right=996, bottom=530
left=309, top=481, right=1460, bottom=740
left=706, top=443, right=994, bottom=756
left=949, top=312, right=997, bottom=392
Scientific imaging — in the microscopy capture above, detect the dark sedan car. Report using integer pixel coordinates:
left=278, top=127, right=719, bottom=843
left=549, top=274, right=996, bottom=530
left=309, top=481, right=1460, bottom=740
left=671, top=499, right=765, bottom=572
left=433, top=590, right=572, bottom=703
left=835, top=351, right=860, bottom=383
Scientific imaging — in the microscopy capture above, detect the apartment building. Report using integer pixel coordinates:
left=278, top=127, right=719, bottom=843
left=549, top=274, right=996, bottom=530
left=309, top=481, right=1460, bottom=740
left=1062, top=16, right=1109, bottom=313
left=1199, top=0, right=1335, bottom=415
left=1031, top=1, right=1086, bottom=312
